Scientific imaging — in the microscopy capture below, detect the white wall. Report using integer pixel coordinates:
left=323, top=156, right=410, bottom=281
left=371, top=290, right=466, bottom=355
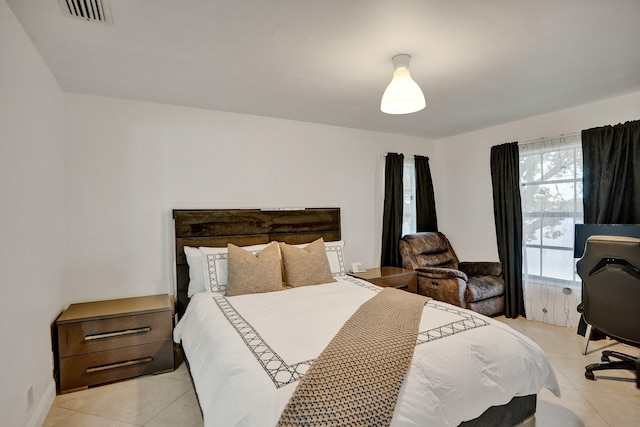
left=5, top=0, right=640, bottom=417
left=0, top=1, right=65, bottom=426
left=63, top=94, right=436, bottom=303
left=435, top=90, right=640, bottom=262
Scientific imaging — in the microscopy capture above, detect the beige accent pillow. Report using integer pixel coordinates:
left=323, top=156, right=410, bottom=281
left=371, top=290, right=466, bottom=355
left=279, top=238, right=337, bottom=287
left=226, top=243, right=283, bottom=296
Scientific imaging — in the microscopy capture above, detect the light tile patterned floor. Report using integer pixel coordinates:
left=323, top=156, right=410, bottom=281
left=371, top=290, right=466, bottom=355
left=44, top=317, right=640, bottom=426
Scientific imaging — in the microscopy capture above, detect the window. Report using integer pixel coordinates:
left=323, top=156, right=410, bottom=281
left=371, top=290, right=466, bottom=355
left=402, top=156, right=416, bottom=236
left=519, top=135, right=583, bottom=326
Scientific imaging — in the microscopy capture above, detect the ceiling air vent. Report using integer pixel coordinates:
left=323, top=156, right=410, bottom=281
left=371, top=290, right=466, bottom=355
left=58, top=0, right=113, bottom=24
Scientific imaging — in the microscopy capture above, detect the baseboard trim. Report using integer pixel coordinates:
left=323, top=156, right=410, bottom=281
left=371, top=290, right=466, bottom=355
left=27, top=379, right=56, bottom=427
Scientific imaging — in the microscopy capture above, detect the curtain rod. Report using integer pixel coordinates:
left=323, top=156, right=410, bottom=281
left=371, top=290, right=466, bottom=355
left=519, top=131, right=580, bottom=146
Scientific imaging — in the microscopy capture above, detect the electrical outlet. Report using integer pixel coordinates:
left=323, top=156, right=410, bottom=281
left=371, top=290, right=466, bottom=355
left=26, top=385, right=33, bottom=410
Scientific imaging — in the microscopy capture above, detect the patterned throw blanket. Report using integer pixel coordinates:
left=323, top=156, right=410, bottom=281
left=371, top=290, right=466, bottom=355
left=277, top=287, right=430, bottom=427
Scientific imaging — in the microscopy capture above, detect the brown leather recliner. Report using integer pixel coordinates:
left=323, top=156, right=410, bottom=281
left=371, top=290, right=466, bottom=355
left=399, top=232, right=505, bottom=316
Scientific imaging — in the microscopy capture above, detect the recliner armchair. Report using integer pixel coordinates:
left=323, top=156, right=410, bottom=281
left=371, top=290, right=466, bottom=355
left=576, top=235, right=640, bottom=387
left=399, top=232, right=505, bottom=316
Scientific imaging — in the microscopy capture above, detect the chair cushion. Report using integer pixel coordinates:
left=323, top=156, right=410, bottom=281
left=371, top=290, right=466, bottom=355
left=400, top=232, right=460, bottom=270
left=465, top=275, right=504, bottom=302
left=467, top=295, right=505, bottom=317
left=409, top=232, right=450, bottom=252
left=458, top=261, right=502, bottom=277
left=416, top=267, right=468, bottom=281
left=415, top=251, right=457, bottom=269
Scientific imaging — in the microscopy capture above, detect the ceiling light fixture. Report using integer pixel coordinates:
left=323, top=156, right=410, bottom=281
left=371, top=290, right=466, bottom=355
left=380, top=54, right=426, bottom=115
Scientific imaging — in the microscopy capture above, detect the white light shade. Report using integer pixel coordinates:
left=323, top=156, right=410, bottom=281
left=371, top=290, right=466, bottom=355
left=380, top=54, right=426, bottom=115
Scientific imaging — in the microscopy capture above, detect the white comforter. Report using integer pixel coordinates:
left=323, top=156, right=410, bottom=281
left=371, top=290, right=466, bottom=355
left=174, top=276, right=560, bottom=426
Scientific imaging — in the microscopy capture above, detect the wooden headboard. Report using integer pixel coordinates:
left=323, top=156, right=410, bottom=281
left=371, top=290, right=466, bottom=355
left=173, top=208, right=341, bottom=318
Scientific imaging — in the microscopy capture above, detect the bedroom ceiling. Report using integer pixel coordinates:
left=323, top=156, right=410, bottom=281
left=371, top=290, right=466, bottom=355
left=7, top=0, right=640, bottom=139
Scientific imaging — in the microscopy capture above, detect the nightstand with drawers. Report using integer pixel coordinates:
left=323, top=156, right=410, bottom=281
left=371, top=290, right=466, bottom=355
left=56, top=294, right=174, bottom=394
left=348, top=266, right=417, bottom=293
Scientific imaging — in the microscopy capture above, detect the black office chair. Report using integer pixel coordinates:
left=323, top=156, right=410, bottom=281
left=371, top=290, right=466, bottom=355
left=576, top=235, right=640, bottom=387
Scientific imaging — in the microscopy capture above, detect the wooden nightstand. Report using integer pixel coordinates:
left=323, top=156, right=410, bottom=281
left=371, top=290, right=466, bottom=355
left=56, top=294, right=174, bottom=394
left=348, top=266, right=417, bottom=293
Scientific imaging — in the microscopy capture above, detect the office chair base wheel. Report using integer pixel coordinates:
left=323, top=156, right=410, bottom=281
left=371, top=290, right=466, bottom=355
left=585, top=356, right=637, bottom=382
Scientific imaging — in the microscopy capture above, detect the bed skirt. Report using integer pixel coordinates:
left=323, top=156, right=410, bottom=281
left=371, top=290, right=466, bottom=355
left=459, top=394, right=536, bottom=427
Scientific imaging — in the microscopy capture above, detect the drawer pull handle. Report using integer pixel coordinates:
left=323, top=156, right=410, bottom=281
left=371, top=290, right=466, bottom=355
left=86, top=357, right=153, bottom=373
left=85, top=327, right=151, bottom=341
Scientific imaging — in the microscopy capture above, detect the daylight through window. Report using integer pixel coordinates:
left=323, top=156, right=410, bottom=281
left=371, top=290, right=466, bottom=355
left=519, top=134, right=583, bottom=326
left=402, top=156, right=417, bottom=237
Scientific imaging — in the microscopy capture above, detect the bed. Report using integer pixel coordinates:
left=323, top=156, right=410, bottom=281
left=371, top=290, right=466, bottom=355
left=172, top=208, right=560, bottom=426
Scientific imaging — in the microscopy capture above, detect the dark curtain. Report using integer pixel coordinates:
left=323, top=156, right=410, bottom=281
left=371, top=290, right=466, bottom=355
left=582, top=120, right=640, bottom=224
left=578, top=119, right=640, bottom=337
left=490, top=142, right=525, bottom=318
left=381, top=153, right=404, bottom=267
left=415, top=155, right=438, bottom=232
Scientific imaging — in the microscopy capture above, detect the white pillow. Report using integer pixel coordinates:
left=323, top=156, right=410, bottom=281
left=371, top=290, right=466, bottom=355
left=291, top=240, right=346, bottom=277
left=200, top=243, right=270, bottom=293
left=184, top=246, right=205, bottom=297
left=324, top=240, right=346, bottom=276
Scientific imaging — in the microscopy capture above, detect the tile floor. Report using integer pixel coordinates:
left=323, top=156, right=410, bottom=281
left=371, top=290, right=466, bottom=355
left=44, top=317, right=640, bottom=426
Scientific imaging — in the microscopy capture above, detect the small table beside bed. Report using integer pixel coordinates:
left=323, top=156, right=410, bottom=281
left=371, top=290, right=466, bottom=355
left=172, top=208, right=559, bottom=427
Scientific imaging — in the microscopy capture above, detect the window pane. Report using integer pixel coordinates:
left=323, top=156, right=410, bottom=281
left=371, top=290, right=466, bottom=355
left=538, top=183, right=578, bottom=212
left=543, top=148, right=577, bottom=181
left=523, top=217, right=541, bottom=245
left=576, top=181, right=584, bottom=213
left=525, top=247, right=541, bottom=276
left=542, top=217, right=575, bottom=248
left=575, top=148, right=583, bottom=179
left=521, top=183, right=543, bottom=212
left=402, top=157, right=416, bottom=236
left=520, top=153, right=542, bottom=183
left=541, top=248, right=576, bottom=281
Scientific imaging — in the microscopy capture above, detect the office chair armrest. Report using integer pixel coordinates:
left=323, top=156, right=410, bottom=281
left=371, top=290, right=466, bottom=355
left=459, top=262, right=502, bottom=277
left=416, top=267, right=468, bottom=281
